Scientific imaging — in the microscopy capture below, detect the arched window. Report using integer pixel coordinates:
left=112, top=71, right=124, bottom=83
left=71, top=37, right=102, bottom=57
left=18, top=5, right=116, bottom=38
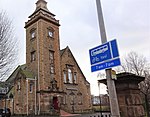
left=68, top=68, right=73, bottom=83
left=31, top=51, right=36, bottom=62
left=31, top=32, right=35, bottom=38
left=30, top=28, right=36, bottom=40
left=48, top=30, right=53, bottom=37
left=47, top=27, right=54, bottom=38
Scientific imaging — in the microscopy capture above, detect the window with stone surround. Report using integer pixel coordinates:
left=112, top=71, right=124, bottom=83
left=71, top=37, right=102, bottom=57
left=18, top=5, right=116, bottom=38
left=17, top=79, right=21, bottom=95
left=74, top=73, right=77, bottom=84
left=31, top=31, right=35, bottom=38
left=31, top=51, right=36, bottom=62
left=49, top=50, right=54, bottom=63
left=30, top=28, right=36, bottom=40
left=50, top=64, right=55, bottom=74
left=64, top=65, right=78, bottom=84
left=17, top=80, right=21, bottom=91
left=68, top=68, right=73, bottom=83
left=29, top=83, right=33, bottom=93
left=47, top=27, right=54, bottom=38
left=49, top=50, right=55, bottom=74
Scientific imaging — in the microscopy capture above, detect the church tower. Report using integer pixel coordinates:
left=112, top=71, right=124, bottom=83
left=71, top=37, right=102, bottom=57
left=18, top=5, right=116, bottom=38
left=25, top=0, right=62, bottom=114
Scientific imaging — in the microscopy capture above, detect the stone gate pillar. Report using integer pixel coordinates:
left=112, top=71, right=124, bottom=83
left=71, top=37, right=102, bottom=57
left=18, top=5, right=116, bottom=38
left=116, top=73, right=145, bottom=117
left=99, top=72, right=145, bottom=117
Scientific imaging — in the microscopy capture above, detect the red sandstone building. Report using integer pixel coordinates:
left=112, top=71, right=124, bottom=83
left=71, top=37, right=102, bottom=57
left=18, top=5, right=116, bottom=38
left=0, top=0, right=92, bottom=115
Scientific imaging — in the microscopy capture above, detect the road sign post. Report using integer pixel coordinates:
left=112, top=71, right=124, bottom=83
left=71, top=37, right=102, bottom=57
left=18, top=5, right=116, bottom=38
left=95, top=0, right=120, bottom=117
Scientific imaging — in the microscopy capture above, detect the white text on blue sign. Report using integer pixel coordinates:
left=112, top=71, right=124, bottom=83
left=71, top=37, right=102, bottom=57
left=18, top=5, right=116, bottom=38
left=89, top=39, right=121, bottom=72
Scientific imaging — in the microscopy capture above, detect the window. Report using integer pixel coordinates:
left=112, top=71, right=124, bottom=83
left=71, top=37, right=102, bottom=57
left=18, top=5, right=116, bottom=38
left=29, top=83, right=33, bottom=93
left=31, top=51, right=36, bottom=62
left=48, top=30, right=53, bottom=38
left=30, top=28, right=36, bottom=39
left=49, top=50, right=54, bottom=63
left=68, top=69, right=73, bottom=83
left=63, top=71, right=67, bottom=83
left=64, top=65, right=77, bottom=84
left=31, top=31, right=35, bottom=38
left=50, top=65, right=55, bottom=74
left=74, top=73, right=77, bottom=84
left=47, top=27, right=54, bottom=38
left=17, top=81, right=21, bottom=91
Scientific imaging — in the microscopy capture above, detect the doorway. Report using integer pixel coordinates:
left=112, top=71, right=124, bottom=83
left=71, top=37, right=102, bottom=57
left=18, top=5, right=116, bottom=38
left=53, top=97, right=59, bottom=110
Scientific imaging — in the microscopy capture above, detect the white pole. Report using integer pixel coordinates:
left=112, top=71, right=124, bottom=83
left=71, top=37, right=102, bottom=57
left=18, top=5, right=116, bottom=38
left=37, top=20, right=40, bottom=115
left=26, top=79, right=29, bottom=116
left=35, top=76, right=37, bottom=115
left=96, top=0, right=120, bottom=117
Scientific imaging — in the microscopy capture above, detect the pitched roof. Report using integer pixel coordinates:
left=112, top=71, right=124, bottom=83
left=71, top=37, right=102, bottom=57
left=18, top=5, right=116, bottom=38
left=6, top=64, right=34, bottom=83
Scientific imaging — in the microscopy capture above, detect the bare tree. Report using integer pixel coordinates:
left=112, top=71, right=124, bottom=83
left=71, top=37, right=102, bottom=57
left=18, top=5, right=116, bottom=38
left=118, top=51, right=150, bottom=116
left=0, top=11, right=18, bottom=81
left=139, top=70, right=150, bottom=117
left=119, top=52, right=148, bottom=76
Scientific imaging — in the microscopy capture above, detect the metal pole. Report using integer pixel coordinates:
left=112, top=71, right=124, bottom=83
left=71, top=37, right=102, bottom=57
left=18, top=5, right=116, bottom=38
left=5, top=94, right=6, bottom=116
left=98, top=82, right=102, bottom=117
left=4, top=84, right=7, bottom=116
left=96, top=0, right=120, bottom=117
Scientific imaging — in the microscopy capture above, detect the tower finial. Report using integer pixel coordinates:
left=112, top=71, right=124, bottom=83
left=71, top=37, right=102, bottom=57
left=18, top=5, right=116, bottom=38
left=36, top=0, right=49, bottom=11
left=28, top=0, right=55, bottom=19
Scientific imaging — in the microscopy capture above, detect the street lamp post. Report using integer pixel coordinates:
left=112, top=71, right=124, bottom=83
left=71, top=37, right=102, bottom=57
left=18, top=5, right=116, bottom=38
left=95, top=0, right=120, bottom=117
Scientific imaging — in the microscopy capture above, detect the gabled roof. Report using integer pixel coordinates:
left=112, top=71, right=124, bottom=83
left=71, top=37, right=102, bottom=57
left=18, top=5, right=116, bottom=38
left=6, top=64, right=34, bottom=83
left=60, top=46, right=90, bottom=85
left=0, top=64, right=34, bottom=95
left=6, top=65, right=21, bottom=83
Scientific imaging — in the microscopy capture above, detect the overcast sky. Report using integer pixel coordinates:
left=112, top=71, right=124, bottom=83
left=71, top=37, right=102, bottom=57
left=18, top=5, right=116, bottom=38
left=0, top=0, right=150, bottom=95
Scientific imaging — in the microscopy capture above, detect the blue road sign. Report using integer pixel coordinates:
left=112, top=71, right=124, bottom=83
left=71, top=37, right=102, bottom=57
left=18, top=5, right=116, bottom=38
left=89, top=39, right=121, bottom=72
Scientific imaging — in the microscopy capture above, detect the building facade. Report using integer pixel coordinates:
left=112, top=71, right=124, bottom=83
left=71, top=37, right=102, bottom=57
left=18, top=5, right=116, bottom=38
left=0, top=0, right=92, bottom=115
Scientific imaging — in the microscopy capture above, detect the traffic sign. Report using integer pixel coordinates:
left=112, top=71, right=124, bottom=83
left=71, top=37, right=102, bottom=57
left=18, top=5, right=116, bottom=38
left=89, top=39, right=121, bottom=72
